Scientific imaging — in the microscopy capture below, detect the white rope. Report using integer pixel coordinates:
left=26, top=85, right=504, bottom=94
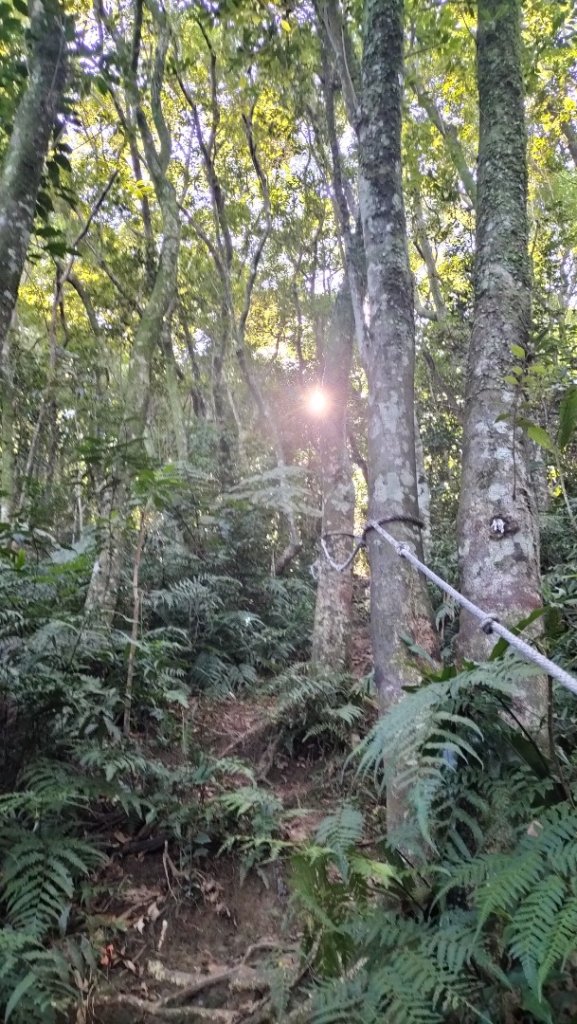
left=320, top=520, right=577, bottom=698
left=320, top=535, right=364, bottom=573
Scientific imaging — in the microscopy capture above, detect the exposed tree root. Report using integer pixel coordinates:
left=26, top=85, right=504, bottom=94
left=94, top=940, right=297, bottom=1023
left=95, top=993, right=237, bottom=1022
left=238, top=933, right=320, bottom=1023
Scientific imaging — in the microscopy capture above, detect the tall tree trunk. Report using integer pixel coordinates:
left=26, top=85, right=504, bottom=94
left=0, top=332, right=15, bottom=523
left=0, top=0, right=67, bottom=359
left=312, top=284, right=355, bottom=671
left=359, top=0, right=437, bottom=711
left=85, top=6, right=181, bottom=619
left=457, top=0, right=546, bottom=726
left=85, top=478, right=127, bottom=621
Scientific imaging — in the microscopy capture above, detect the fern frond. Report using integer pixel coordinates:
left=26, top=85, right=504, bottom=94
left=315, top=806, right=364, bottom=858
left=0, top=929, right=95, bottom=1024
left=506, top=875, right=565, bottom=993
left=2, top=836, right=104, bottom=937
left=535, top=894, right=577, bottom=996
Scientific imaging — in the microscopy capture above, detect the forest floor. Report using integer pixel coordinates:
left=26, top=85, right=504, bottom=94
left=88, top=627, right=373, bottom=1024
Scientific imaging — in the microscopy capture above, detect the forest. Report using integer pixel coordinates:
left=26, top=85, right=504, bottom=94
left=1, top=0, right=577, bottom=1020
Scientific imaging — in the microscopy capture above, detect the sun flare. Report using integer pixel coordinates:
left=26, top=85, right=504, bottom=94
left=306, top=387, right=329, bottom=416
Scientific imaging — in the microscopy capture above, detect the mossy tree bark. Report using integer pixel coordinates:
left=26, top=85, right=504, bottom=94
left=311, top=284, right=355, bottom=671
left=0, top=0, right=67, bottom=515
left=358, top=0, right=437, bottom=711
left=0, top=0, right=68, bottom=361
left=457, top=0, right=546, bottom=727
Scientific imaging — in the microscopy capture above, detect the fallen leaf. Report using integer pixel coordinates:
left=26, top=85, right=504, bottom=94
left=147, top=901, right=161, bottom=922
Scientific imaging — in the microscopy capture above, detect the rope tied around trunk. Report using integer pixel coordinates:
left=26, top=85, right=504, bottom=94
left=320, top=517, right=577, bottom=699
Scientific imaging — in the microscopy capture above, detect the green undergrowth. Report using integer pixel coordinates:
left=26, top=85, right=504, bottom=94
left=290, top=643, right=577, bottom=1024
left=3, top=504, right=577, bottom=1023
left=0, top=523, right=319, bottom=1023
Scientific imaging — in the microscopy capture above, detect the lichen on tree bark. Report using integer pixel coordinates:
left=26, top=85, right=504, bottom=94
left=457, top=0, right=546, bottom=728
left=311, top=284, right=355, bottom=671
left=358, top=0, right=437, bottom=711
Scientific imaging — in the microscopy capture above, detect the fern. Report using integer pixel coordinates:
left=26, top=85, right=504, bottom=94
left=291, top=643, right=577, bottom=1023
left=315, top=805, right=364, bottom=863
left=2, top=836, right=104, bottom=937
left=434, top=802, right=577, bottom=1001
left=352, top=651, right=545, bottom=848
left=309, top=955, right=478, bottom=1024
left=266, top=664, right=376, bottom=751
left=0, top=930, right=96, bottom=1023
left=534, top=894, right=577, bottom=996
left=505, top=875, right=566, bottom=994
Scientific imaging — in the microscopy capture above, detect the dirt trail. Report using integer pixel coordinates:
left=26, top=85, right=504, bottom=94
left=91, top=589, right=373, bottom=1022
left=89, top=698, right=336, bottom=1023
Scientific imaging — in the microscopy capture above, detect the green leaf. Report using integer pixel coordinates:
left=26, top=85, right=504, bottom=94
left=45, top=239, right=68, bottom=258
left=557, top=387, right=577, bottom=450
left=54, top=152, right=73, bottom=174
left=348, top=854, right=395, bottom=885
left=519, top=985, right=554, bottom=1024
left=0, top=14, right=20, bottom=33
left=489, top=605, right=547, bottom=661
left=526, top=424, right=556, bottom=452
left=517, top=420, right=556, bottom=453
left=511, top=344, right=526, bottom=359
left=4, top=971, right=36, bottom=1022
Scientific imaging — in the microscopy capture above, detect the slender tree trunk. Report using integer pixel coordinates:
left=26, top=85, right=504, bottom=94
left=85, top=8, right=181, bottom=618
left=312, top=285, right=355, bottom=670
left=124, top=507, right=147, bottom=735
left=73, top=471, right=84, bottom=542
left=160, top=320, right=188, bottom=462
left=0, top=332, right=15, bottom=523
left=359, top=0, right=437, bottom=711
left=411, top=83, right=476, bottom=206
left=457, top=0, right=546, bottom=726
left=415, top=415, right=431, bottom=561
left=85, top=184, right=180, bottom=618
left=17, top=271, right=60, bottom=514
left=0, top=0, right=67, bottom=360
left=85, top=478, right=126, bottom=621
left=179, top=314, right=206, bottom=419
left=211, top=322, right=238, bottom=487
left=413, top=194, right=448, bottom=321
